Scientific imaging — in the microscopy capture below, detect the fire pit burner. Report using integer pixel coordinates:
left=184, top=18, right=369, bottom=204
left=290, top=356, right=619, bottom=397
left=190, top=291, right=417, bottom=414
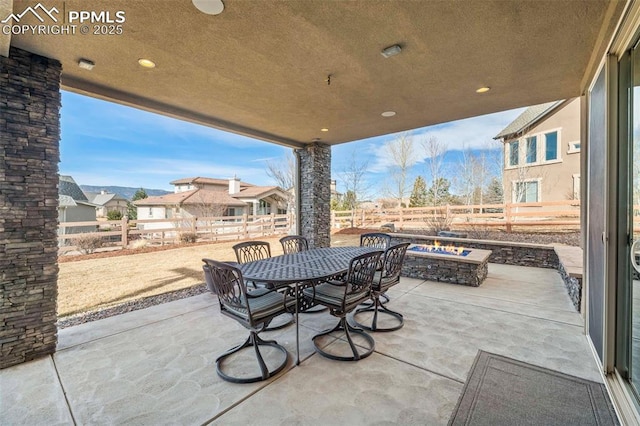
left=402, top=244, right=492, bottom=287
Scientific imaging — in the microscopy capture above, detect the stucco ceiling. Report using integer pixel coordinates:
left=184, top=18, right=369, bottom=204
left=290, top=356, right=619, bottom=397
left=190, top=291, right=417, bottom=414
left=7, top=0, right=627, bottom=148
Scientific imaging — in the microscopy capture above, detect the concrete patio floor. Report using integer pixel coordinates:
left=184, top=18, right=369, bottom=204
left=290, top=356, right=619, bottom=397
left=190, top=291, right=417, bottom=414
left=1, top=263, right=605, bottom=425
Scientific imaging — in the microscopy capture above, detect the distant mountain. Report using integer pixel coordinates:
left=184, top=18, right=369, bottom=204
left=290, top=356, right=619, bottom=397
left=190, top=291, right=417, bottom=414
left=80, top=185, right=171, bottom=201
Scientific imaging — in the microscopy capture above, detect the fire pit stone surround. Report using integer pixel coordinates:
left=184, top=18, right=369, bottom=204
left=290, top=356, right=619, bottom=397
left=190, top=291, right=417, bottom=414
left=403, top=244, right=492, bottom=287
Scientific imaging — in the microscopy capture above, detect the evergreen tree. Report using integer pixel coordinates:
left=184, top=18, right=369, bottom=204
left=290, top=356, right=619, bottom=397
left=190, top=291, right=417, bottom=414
left=484, top=177, right=504, bottom=205
left=409, top=176, right=428, bottom=207
left=127, top=188, right=148, bottom=220
left=426, top=177, right=453, bottom=206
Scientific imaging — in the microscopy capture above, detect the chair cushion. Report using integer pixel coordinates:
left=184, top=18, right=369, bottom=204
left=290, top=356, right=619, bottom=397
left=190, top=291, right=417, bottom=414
left=302, top=283, right=368, bottom=308
left=372, top=272, right=400, bottom=291
left=224, top=290, right=295, bottom=322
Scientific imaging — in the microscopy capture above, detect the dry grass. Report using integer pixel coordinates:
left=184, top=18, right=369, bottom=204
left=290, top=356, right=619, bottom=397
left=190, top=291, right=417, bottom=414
left=58, top=234, right=362, bottom=317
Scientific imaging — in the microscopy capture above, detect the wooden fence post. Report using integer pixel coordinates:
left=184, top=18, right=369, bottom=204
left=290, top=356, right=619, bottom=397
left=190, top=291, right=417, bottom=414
left=505, top=203, right=512, bottom=233
left=399, top=207, right=404, bottom=230
left=243, top=213, right=249, bottom=238
left=121, top=216, right=128, bottom=248
left=271, top=212, right=276, bottom=235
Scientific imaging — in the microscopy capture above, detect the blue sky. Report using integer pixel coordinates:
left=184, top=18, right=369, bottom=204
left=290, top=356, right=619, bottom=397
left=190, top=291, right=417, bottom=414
left=60, top=91, right=526, bottom=194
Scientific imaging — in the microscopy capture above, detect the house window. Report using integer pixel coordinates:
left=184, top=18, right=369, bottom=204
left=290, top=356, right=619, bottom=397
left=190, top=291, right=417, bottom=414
left=545, top=131, right=558, bottom=161
left=509, top=141, right=519, bottom=166
left=514, top=180, right=539, bottom=203
left=568, top=141, right=581, bottom=153
left=526, top=136, right=537, bottom=163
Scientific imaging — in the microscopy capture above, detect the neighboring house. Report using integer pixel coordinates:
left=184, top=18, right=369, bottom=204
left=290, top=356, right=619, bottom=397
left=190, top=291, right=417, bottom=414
left=85, top=191, right=129, bottom=218
left=494, top=98, right=581, bottom=204
left=58, top=175, right=97, bottom=234
left=133, top=177, right=289, bottom=230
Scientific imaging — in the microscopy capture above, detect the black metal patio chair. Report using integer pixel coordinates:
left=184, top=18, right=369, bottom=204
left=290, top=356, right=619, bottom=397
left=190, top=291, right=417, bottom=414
left=302, top=250, right=383, bottom=361
left=360, top=232, right=392, bottom=250
left=232, top=240, right=294, bottom=329
left=202, top=259, right=295, bottom=383
left=352, top=242, right=410, bottom=332
left=280, top=235, right=309, bottom=254
left=360, top=232, right=392, bottom=306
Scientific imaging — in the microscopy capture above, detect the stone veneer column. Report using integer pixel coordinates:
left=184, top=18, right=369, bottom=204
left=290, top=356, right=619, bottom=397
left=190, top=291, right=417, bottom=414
left=296, top=143, right=331, bottom=248
left=0, top=47, right=61, bottom=368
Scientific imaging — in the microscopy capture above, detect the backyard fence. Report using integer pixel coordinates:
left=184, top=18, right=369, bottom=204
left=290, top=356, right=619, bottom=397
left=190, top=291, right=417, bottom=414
left=58, top=200, right=584, bottom=254
left=331, top=200, right=582, bottom=232
left=58, top=213, right=294, bottom=253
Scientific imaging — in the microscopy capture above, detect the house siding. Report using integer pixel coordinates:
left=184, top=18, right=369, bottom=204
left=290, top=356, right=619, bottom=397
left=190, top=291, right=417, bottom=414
left=503, top=98, right=581, bottom=204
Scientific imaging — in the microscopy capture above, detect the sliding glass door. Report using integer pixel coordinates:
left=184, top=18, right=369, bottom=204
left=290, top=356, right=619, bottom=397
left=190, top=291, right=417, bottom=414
left=620, top=44, right=640, bottom=405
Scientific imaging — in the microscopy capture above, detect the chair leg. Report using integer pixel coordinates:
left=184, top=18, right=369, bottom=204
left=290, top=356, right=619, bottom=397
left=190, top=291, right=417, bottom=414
left=359, top=292, right=390, bottom=308
left=352, top=296, right=404, bottom=332
left=216, top=331, right=289, bottom=383
left=312, top=317, right=375, bottom=361
left=263, top=312, right=295, bottom=331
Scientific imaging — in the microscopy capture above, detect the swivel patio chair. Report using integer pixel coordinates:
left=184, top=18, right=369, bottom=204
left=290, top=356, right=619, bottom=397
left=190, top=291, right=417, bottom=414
left=232, top=240, right=294, bottom=330
left=279, top=234, right=327, bottom=314
left=302, top=250, right=383, bottom=361
left=352, top=243, right=410, bottom=332
left=280, top=235, right=309, bottom=254
left=202, top=259, right=295, bottom=383
left=360, top=232, right=392, bottom=306
left=233, top=240, right=272, bottom=264
left=360, top=232, right=392, bottom=250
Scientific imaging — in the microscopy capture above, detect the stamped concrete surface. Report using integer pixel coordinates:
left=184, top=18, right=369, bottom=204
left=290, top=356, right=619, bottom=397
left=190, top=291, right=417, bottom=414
left=0, top=264, right=603, bottom=425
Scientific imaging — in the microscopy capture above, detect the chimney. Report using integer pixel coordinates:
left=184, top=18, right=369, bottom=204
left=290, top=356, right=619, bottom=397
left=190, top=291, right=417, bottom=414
left=229, top=176, right=241, bottom=194
left=101, top=190, right=106, bottom=195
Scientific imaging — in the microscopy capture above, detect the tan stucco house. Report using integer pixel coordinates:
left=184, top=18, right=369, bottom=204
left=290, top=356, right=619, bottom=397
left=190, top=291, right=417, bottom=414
left=494, top=98, right=581, bottom=204
left=133, top=177, right=289, bottom=230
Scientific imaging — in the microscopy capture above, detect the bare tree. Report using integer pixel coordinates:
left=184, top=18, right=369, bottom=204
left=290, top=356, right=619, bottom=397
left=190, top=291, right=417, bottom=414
left=421, top=136, right=448, bottom=207
left=455, top=145, right=493, bottom=207
left=383, top=132, right=418, bottom=207
left=265, top=150, right=296, bottom=217
left=175, top=191, right=229, bottom=242
left=266, top=151, right=295, bottom=191
left=339, top=149, right=371, bottom=227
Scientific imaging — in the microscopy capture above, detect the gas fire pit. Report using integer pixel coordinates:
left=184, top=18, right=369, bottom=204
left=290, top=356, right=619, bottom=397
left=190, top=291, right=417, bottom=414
left=402, top=242, right=492, bottom=287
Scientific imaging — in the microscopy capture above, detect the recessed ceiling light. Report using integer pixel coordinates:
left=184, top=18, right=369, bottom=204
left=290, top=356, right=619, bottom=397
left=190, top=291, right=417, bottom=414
left=381, top=44, right=402, bottom=58
left=193, top=0, right=224, bottom=15
left=138, top=58, right=156, bottom=69
left=381, top=111, right=396, bottom=117
left=476, top=86, right=491, bottom=93
left=78, top=59, right=95, bottom=70
left=321, top=128, right=329, bottom=132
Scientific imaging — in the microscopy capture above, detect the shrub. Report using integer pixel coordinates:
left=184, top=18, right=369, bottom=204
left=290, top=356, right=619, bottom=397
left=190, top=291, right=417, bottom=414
left=179, top=232, right=197, bottom=244
left=129, top=239, right=148, bottom=250
left=106, top=210, right=123, bottom=220
left=75, top=233, right=103, bottom=254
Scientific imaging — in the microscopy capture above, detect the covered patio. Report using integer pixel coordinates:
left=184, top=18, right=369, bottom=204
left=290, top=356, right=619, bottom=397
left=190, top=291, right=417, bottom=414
left=2, top=0, right=640, bottom=423
left=2, top=264, right=600, bottom=424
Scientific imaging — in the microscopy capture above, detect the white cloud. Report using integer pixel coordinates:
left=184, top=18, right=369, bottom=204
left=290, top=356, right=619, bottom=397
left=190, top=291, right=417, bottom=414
left=368, top=108, right=525, bottom=172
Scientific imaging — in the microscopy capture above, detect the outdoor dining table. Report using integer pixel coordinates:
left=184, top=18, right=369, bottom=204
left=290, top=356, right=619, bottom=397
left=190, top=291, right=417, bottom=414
left=238, top=246, right=378, bottom=365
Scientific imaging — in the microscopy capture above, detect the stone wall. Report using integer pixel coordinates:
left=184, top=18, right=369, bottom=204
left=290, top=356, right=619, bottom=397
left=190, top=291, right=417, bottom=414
left=402, top=254, right=489, bottom=287
left=297, top=143, right=331, bottom=248
left=391, top=234, right=559, bottom=269
left=0, top=47, right=61, bottom=369
left=557, top=261, right=581, bottom=311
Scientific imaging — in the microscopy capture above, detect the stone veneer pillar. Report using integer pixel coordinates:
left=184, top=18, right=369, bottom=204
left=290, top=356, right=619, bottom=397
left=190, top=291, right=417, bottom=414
left=296, top=143, right=331, bottom=248
left=0, top=47, right=61, bottom=369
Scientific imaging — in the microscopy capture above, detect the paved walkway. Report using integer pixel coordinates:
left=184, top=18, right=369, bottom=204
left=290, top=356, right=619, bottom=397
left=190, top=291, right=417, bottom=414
left=1, top=264, right=603, bottom=425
